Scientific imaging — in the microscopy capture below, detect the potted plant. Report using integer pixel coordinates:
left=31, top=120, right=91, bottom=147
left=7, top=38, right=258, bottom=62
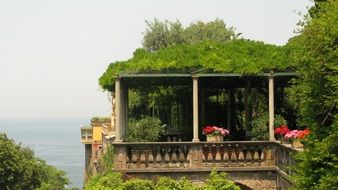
left=126, top=116, right=165, bottom=142
left=203, top=125, right=229, bottom=142
left=274, top=125, right=290, bottom=143
left=284, top=129, right=310, bottom=148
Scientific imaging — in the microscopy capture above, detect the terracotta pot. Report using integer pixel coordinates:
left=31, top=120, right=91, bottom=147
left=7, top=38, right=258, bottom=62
left=291, top=140, right=303, bottom=148
left=207, top=135, right=224, bottom=142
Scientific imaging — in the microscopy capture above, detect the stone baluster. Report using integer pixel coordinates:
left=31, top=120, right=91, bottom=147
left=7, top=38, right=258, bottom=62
left=144, top=149, right=150, bottom=168
left=202, top=145, right=210, bottom=162
left=234, top=144, right=240, bottom=166
left=151, top=147, right=158, bottom=168
left=219, top=145, right=225, bottom=161
left=242, top=145, right=248, bottom=166
left=183, top=145, right=189, bottom=167
left=211, top=145, right=217, bottom=161
left=226, top=144, right=233, bottom=166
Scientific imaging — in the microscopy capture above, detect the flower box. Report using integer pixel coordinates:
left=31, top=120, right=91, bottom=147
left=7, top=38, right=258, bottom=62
left=203, top=125, right=229, bottom=142
left=291, top=140, right=303, bottom=148
left=206, top=135, right=224, bottom=142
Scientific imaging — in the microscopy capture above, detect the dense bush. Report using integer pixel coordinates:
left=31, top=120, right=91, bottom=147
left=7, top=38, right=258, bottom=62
left=287, top=0, right=338, bottom=189
left=293, top=120, right=338, bottom=189
left=249, top=112, right=287, bottom=140
left=121, top=179, right=153, bottom=190
left=0, top=133, right=69, bottom=190
left=126, top=116, right=165, bottom=142
left=84, top=171, right=123, bottom=190
left=84, top=169, right=240, bottom=190
left=204, top=169, right=240, bottom=190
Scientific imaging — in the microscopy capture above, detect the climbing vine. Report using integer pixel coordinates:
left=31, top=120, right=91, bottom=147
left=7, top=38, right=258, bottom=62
left=99, top=39, right=291, bottom=91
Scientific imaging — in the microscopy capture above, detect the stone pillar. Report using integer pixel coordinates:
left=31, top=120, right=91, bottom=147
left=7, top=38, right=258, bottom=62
left=115, top=77, right=123, bottom=142
left=268, top=74, right=275, bottom=141
left=192, top=76, right=200, bottom=142
left=120, top=85, right=128, bottom=139
left=111, top=97, right=116, bottom=131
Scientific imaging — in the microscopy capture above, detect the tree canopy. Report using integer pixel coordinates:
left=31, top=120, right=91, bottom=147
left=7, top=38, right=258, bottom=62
left=0, top=133, right=69, bottom=190
left=143, top=19, right=240, bottom=51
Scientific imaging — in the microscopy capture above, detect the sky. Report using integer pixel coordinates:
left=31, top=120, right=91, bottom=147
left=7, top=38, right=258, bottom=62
left=0, top=0, right=313, bottom=119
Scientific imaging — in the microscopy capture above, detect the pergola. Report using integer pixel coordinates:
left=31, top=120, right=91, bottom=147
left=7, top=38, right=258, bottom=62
left=113, top=72, right=297, bottom=142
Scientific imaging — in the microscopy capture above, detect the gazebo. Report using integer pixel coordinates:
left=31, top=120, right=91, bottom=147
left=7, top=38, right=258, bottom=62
left=113, top=71, right=296, bottom=143
left=98, top=40, right=300, bottom=189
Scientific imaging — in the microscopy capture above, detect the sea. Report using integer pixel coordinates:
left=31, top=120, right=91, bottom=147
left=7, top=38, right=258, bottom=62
left=0, top=118, right=88, bottom=189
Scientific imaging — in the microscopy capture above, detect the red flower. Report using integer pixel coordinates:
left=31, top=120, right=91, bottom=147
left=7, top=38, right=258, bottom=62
left=203, top=125, right=229, bottom=136
left=297, top=128, right=310, bottom=139
left=203, top=126, right=214, bottom=135
left=275, top=125, right=290, bottom=136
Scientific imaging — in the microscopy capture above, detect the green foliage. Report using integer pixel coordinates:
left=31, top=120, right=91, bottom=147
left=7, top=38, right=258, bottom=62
left=143, top=19, right=239, bottom=51
left=121, top=179, right=154, bottom=190
left=126, top=116, right=165, bottom=142
left=274, top=115, right=288, bottom=127
left=154, top=176, right=203, bottom=190
left=287, top=0, right=338, bottom=189
left=204, top=169, right=240, bottom=190
left=85, top=170, right=240, bottom=190
left=155, top=177, right=185, bottom=190
left=293, top=118, right=338, bottom=190
left=91, top=116, right=111, bottom=123
left=0, top=133, right=68, bottom=190
left=99, top=39, right=290, bottom=91
left=102, top=144, right=114, bottom=172
left=249, top=112, right=287, bottom=140
left=84, top=171, right=123, bottom=190
left=287, top=0, right=337, bottom=139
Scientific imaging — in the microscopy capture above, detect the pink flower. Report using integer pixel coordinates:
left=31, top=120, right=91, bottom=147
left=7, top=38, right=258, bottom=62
left=203, top=125, right=229, bottom=137
left=285, top=130, right=299, bottom=139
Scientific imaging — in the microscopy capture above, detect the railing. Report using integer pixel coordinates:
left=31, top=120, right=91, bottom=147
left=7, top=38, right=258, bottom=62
left=112, top=141, right=286, bottom=170
left=201, top=141, right=274, bottom=168
left=274, top=143, right=299, bottom=175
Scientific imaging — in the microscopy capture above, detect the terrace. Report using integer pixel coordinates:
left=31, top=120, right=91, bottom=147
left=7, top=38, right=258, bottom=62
left=108, top=72, right=299, bottom=190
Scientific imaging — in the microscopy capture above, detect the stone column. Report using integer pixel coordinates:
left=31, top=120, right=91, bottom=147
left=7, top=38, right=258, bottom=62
left=192, top=76, right=200, bottom=142
left=122, top=85, right=128, bottom=138
left=115, top=77, right=123, bottom=142
left=111, top=97, right=116, bottom=131
left=268, top=74, right=275, bottom=141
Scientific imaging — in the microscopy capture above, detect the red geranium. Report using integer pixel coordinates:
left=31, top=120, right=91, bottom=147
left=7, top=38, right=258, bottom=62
left=203, top=125, right=229, bottom=136
left=296, top=128, right=311, bottom=139
left=274, top=125, right=290, bottom=136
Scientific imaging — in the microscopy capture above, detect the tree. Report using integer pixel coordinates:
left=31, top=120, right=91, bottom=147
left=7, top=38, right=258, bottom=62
left=142, top=19, right=240, bottom=51
left=288, top=0, right=337, bottom=139
left=287, top=0, right=338, bottom=189
left=0, top=133, right=69, bottom=190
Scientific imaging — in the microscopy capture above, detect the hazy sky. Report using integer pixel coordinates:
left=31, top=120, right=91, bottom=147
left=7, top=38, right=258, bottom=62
left=0, top=0, right=313, bottom=119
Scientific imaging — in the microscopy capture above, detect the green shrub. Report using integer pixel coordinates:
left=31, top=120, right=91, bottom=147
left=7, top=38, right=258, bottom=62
left=249, top=112, right=287, bottom=140
left=203, top=169, right=240, bottom=190
left=121, top=179, right=154, bottom=190
left=84, top=172, right=122, bottom=190
left=126, top=116, right=165, bottom=142
left=178, top=177, right=199, bottom=190
left=84, top=170, right=240, bottom=190
left=155, top=176, right=181, bottom=190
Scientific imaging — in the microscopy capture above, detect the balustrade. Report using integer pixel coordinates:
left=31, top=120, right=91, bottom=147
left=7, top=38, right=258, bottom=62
left=201, top=142, right=272, bottom=168
left=113, top=142, right=190, bottom=169
left=274, top=143, right=299, bottom=175
left=112, top=141, right=286, bottom=170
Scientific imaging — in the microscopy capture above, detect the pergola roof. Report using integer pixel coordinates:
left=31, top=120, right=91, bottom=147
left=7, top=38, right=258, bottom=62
left=119, top=72, right=297, bottom=88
